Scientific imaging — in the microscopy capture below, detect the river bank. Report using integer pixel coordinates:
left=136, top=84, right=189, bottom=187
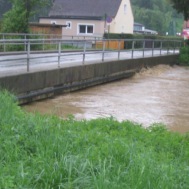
left=0, top=90, right=189, bottom=188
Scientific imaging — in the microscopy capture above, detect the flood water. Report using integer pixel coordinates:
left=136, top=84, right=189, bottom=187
left=23, top=65, right=189, bottom=133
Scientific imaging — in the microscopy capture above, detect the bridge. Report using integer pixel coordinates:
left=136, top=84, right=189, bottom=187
left=0, top=36, right=182, bottom=104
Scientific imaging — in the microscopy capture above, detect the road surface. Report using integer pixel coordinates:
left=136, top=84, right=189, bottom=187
left=0, top=49, right=178, bottom=77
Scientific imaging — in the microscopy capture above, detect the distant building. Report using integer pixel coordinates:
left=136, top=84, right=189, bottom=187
left=39, top=0, right=134, bottom=38
left=133, top=22, right=158, bottom=35
left=182, top=20, right=189, bottom=40
left=183, top=20, right=189, bottom=29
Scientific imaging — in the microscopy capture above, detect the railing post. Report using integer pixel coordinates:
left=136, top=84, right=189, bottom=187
left=43, top=38, right=45, bottom=51
left=24, top=35, right=27, bottom=51
left=3, top=34, right=5, bottom=52
left=71, top=36, right=74, bottom=48
left=95, top=37, right=97, bottom=50
left=118, top=40, right=121, bottom=60
left=102, top=40, right=106, bottom=61
left=173, top=41, right=175, bottom=54
left=152, top=40, right=154, bottom=57
left=83, top=41, right=86, bottom=64
left=27, top=40, right=30, bottom=72
left=167, top=41, right=169, bottom=54
left=160, top=41, right=162, bottom=55
left=58, top=41, right=61, bottom=68
left=143, top=40, right=145, bottom=57
left=132, top=40, right=135, bottom=58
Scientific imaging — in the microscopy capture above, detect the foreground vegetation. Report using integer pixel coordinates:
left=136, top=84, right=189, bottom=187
left=0, top=90, right=189, bottom=189
left=179, top=40, right=189, bottom=66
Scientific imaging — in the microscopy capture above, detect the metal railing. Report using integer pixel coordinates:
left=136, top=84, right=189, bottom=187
left=0, top=38, right=183, bottom=72
left=0, top=33, right=102, bottom=46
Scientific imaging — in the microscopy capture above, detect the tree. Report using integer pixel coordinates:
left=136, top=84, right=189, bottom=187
left=131, top=0, right=183, bottom=35
left=168, top=0, right=189, bottom=21
left=2, top=0, right=51, bottom=33
left=2, top=0, right=28, bottom=33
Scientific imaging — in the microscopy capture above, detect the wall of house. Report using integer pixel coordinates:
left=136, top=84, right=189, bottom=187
left=183, top=20, right=189, bottom=29
left=39, top=18, right=104, bottom=38
left=109, top=0, right=133, bottom=34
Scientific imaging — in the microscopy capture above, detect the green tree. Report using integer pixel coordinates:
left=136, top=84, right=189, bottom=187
left=2, top=1, right=28, bottom=33
left=2, top=0, right=51, bottom=33
left=131, top=0, right=183, bottom=35
left=168, top=0, right=189, bottom=21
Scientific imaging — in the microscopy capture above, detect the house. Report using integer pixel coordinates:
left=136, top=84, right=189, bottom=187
left=39, top=0, right=134, bottom=38
left=182, top=20, right=189, bottom=40
left=133, top=23, right=145, bottom=33
left=183, top=20, right=189, bottom=29
left=134, top=23, right=158, bottom=35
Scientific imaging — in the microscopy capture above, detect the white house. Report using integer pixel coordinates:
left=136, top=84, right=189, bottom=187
left=134, top=23, right=158, bottom=35
left=39, top=0, right=134, bottom=38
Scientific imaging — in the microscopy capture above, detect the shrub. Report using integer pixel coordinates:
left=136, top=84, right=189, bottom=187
left=179, top=40, right=189, bottom=66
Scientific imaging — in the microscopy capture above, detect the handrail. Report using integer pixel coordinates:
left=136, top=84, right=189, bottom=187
left=0, top=33, right=103, bottom=41
left=0, top=38, right=183, bottom=73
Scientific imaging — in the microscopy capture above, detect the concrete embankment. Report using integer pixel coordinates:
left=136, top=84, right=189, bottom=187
left=0, top=54, right=179, bottom=104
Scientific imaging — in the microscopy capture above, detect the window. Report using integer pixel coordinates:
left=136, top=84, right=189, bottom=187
left=134, top=25, right=142, bottom=31
left=87, top=25, right=93, bottom=33
left=124, top=4, right=127, bottom=14
left=79, top=25, right=86, bottom=33
left=78, top=24, right=94, bottom=35
left=66, top=21, right=72, bottom=29
left=51, top=21, right=57, bottom=25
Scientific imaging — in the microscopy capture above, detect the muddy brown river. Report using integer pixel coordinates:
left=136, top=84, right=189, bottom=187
left=23, top=65, right=189, bottom=133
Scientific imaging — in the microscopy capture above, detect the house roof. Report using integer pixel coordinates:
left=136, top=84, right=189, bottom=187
left=49, top=0, right=122, bottom=19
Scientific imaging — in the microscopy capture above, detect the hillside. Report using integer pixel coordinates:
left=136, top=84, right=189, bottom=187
left=131, top=0, right=183, bottom=35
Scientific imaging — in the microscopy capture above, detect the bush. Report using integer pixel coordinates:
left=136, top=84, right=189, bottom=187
left=104, top=33, right=182, bottom=50
left=179, top=40, right=189, bottom=66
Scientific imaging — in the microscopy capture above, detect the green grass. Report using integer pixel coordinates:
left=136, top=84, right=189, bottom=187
left=0, top=90, right=189, bottom=189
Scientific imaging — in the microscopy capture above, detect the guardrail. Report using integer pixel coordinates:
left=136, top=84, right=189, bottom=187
left=0, top=38, right=183, bottom=72
left=0, top=33, right=103, bottom=43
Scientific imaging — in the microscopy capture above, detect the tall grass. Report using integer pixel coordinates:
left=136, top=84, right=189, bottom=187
left=0, top=90, right=189, bottom=189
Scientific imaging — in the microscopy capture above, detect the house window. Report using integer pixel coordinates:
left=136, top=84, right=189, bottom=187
left=124, top=4, right=127, bottom=14
left=79, top=25, right=86, bottom=33
left=66, top=21, right=72, bottom=29
left=51, top=21, right=57, bottom=25
left=87, top=25, right=93, bottom=33
left=78, top=24, right=94, bottom=34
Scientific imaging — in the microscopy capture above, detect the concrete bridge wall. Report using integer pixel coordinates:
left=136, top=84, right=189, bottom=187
left=0, top=54, right=179, bottom=104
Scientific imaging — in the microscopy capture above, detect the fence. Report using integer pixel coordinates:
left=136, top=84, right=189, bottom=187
left=0, top=33, right=103, bottom=43
left=0, top=37, right=183, bottom=72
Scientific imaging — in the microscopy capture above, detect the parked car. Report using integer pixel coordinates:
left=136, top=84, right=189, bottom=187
left=182, top=28, right=189, bottom=40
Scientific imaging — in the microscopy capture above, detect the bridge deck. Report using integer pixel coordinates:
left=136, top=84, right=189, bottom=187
left=0, top=49, right=178, bottom=77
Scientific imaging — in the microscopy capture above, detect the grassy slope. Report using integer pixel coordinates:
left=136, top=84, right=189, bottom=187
left=0, top=90, right=189, bottom=189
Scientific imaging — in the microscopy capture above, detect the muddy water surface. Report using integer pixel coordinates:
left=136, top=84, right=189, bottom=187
left=23, top=65, right=189, bottom=133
